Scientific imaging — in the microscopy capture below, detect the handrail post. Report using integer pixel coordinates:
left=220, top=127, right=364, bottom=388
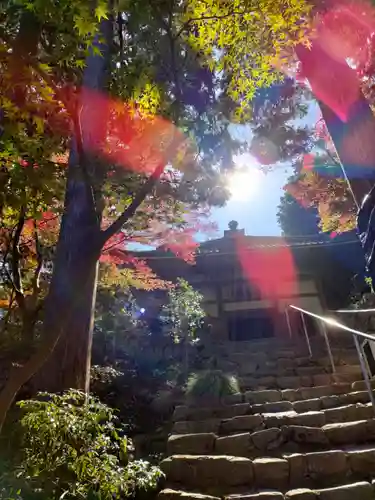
left=353, top=334, right=375, bottom=414
left=300, top=311, right=313, bottom=358
left=285, top=308, right=292, bottom=338
left=321, top=322, right=336, bottom=373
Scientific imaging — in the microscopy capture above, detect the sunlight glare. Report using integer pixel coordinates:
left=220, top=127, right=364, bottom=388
left=227, top=167, right=264, bottom=201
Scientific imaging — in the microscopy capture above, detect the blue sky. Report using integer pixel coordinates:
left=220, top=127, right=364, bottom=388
left=210, top=103, right=320, bottom=238
left=211, top=161, right=292, bottom=237
left=128, top=101, right=320, bottom=250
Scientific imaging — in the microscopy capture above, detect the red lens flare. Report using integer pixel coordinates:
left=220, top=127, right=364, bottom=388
left=77, top=88, right=187, bottom=175
left=235, top=234, right=298, bottom=304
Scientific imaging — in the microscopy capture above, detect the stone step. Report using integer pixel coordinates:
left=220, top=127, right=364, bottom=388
left=245, top=384, right=354, bottom=404
left=159, top=481, right=375, bottom=500
left=233, top=366, right=362, bottom=380
left=211, top=340, right=356, bottom=354
left=173, top=390, right=375, bottom=424
left=168, top=419, right=375, bottom=457
left=213, top=350, right=358, bottom=369
left=239, top=372, right=363, bottom=391
left=180, top=382, right=360, bottom=410
left=172, top=404, right=375, bottom=435
left=160, top=447, right=375, bottom=493
left=217, top=353, right=360, bottom=370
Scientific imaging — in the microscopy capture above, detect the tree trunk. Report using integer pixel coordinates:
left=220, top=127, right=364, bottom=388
left=296, top=43, right=375, bottom=207
left=33, top=16, right=113, bottom=393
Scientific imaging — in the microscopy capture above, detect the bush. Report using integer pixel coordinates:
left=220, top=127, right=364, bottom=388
left=11, top=390, right=164, bottom=500
left=185, top=370, right=240, bottom=402
left=90, top=362, right=180, bottom=440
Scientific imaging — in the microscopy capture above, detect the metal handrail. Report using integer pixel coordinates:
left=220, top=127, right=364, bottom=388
left=290, top=305, right=375, bottom=342
left=289, top=304, right=375, bottom=413
left=335, top=308, right=375, bottom=314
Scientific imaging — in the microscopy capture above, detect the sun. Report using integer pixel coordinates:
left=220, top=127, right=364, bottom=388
left=227, top=167, right=264, bottom=201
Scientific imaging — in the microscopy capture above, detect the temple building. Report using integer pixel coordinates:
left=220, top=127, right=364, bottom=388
left=132, top=222, right=361, bottom=342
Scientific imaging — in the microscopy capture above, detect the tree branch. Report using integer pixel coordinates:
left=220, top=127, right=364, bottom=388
left=173, top=10, right=244, bottom=41
left=100, top=163, right=165, bottom=244
left=31, top=220, right=43, bottom=301
left=0, top=290, right=15, bottom=337
left=11, top=207, right=26, bottom=312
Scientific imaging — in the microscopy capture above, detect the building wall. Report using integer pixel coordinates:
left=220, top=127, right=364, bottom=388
left=199, top=277, right=323, bottom=341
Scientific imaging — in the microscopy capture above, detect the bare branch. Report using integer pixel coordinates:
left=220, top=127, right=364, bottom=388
left=31, top=220, right=43, bottom=300
left=100, top=163, right=165, bottom=244
left=11, top=207, right=26, bottom=312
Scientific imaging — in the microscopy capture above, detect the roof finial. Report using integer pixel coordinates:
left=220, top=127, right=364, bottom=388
left=228, top=220, right=239, bottom=231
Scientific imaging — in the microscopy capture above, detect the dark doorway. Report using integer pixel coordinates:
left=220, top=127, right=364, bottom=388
left=228, top=309, right=275, bottom=341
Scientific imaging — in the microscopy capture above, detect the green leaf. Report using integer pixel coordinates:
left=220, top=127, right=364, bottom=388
left=95, top=3, right=109, bottom=21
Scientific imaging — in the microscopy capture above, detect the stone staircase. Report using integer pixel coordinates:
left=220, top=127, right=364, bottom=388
left=158, top=337, right=375, bottom=500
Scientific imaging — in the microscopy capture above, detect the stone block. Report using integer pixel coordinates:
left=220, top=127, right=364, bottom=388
left=288, top=454, right=306, bottom=487
left=216, top=403, right=251, bottom=419
left=318, top=482, right=374, bottom=500
left=221, top=414, right=264, bottom=433
left=265, top=360, right=279, bottom=369
left=352, top=379, right=375, bottom=391
left=312, top=374, right=332, bottom=386
left=245, top=390, right=281, bottom=404
left=319, top=395, right=340, bottom=409
left=300, top=386, right=333, bottom=400
left=282, top=389, right=301, bottom=402
left=160, top=455, right=254, bottom=489
left=285, top=489, right=317, bottom=500
left=333, top=372, right=361, bottom=384
left=286, top=425, right=329, bottom=445
left=277, top=369, right=296, bottom=378
left=348, top=448, right=375, bottom=475
left=251, top=428, right=284, bottom=451
left=172, top=419, right=221, bottom=435
left=238, top=362, right=258, bottom=375
left=343, top=391, right=371, bottom=405
left=223, top=393, right=244, bottom=405
left=323, top=420, right=368, bottom=445
left=215, top=433, right=253, bottom=456
left=336, top=364, right=362, bottom=376
left=264, top=411, right=297, bottom=428
left=185, top=403, right=250, bottom=421
left=331, top=383, right=352, bottom=394
left=278, top=358, right=295, bottom=369
left=167, top=433, right=216, bottom=455
left=253, top=401, right=293, bottom=414
left=304, top=450, right=348, bottom=483
left=300, top=376, right=314, bottom=387
left=296, top=367, right=321, bottom=377
left=293, top=399, right=321, bottom=413
left=253, top=457, right=289, bottom=490
left=257, top=376, right=277, bottom=388
left=279, top=349, right=298, bottom=358
left=277, top=377, right=301, bottom=389
left=289, top=411, right=326, bottom=428
left=158, top=490, right=221, bottom=500
left=355, top=403, right=374, bottom=420
left=324, top=404, right=360, bottom=424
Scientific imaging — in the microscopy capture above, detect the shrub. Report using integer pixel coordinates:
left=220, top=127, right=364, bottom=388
left=14, top=390, right=164, bottom=499
left=185, top=370, right=240, bottom=402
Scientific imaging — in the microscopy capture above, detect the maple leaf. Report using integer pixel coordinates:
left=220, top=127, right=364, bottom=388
left=95, top=3, right=109, bottom=21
